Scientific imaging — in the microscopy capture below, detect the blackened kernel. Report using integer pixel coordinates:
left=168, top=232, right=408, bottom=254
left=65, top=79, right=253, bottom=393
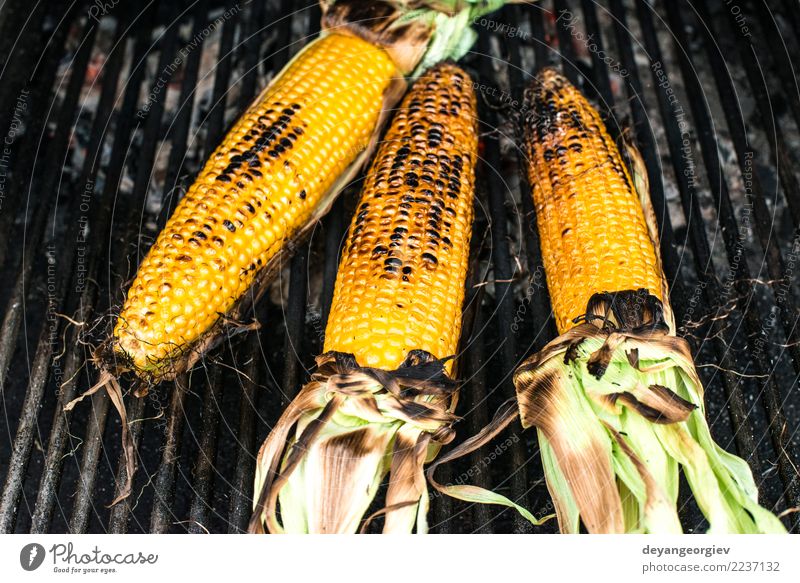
left=280, top=138, right=292, bottom=149
left=372, top=245, right=389, bottom=256
left=244, top=203, right=255, bottom=214
left=281, top=108, right=294, bottom=116
left=298, top=189, right=306, bottom=200
left=217, top=174, right=232, bottom=183
left=268, top=150, right=279, bottom=158
left=402, top=266, right=412, bottom=274
left=384, top=257, right=403, bottom=267
left=223, top=220, right=236, bottom=232
left=193, top=231, right=208, bottom=240
left=421, top=253, right=438, bottom=265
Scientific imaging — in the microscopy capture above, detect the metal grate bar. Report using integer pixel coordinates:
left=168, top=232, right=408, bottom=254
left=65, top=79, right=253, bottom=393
left=187, top=366, right=222, bottom=534
left=692, top=1, right=800, bottom=382
left=0, top=10, right=100, bottom=533
left=226, top=337, right=260, bottom=533
left=149, top=375, right=188, bottom=534
left=578, top=0, right=614, bottom=111
left=476, top=29, right=533, bottom=534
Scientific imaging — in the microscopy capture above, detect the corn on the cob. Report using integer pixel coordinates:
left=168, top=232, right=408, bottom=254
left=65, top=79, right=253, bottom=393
left=429, top=68, right=786, bottom=534
left=525, top=69, right=664, bottom=334
left=114, top=32, right=397, bottom=378
left=250, top=62, right=478, bottom=534
left=66, top=0, right=507, bottom=506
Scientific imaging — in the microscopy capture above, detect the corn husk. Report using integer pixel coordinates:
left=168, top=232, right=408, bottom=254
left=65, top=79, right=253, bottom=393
left=249, top=351, right=458, bottom=533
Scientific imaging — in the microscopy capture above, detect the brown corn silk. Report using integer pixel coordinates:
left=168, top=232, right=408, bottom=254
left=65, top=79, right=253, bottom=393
left=428, top=68, right=786, bottom=534
left=250, top=62, right=477, bottom=534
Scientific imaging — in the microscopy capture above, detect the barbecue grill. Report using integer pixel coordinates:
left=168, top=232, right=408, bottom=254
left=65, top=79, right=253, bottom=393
left=0, top=0, right=798, bottom=534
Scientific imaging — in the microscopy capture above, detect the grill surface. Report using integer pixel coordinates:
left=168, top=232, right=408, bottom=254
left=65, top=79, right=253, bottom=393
left=0, top=0, right=799, bottom=534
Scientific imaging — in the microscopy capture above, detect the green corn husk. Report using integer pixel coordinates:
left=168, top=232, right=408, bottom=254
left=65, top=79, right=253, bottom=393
left=514, top=312, right=787, bottom=533
left=250, top=351, right=458, bottom=534
left=430, top=298, right=787, bottom=534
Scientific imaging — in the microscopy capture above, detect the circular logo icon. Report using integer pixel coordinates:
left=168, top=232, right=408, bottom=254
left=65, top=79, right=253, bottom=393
left=20, top=543, right=46, bottom=571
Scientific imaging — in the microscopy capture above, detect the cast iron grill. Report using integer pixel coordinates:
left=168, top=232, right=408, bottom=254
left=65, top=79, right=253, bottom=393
left=0, top=0, right=798, bottom=534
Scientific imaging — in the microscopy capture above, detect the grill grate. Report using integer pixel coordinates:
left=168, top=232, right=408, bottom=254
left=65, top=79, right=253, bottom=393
left=0, top=0, right=798, bottom=534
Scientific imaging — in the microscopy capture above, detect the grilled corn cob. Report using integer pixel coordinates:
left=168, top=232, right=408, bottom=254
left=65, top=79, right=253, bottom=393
left=66, top=0, right=508, bottom=505
left=114, top=32, right=397, bottom=378
left=250, top=62, right=477, bottom=534
left=430, top=68, right=785, bottom=534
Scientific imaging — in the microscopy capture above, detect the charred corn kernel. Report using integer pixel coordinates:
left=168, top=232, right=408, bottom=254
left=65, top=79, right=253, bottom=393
left=324, top=62, right=477, bottom=372
left=251, top=62, right=478, bottom=535
left=113, top=33, right=397, bottom=376
left=523, top=68, right=662, bottom=334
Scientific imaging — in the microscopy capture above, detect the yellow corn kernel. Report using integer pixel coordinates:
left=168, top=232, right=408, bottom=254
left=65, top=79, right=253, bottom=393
left=323, top=62, right=478, bottom=372
left=113, top=33, right=397, bottom=376
left=522, top=68, right=662, bottom=334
